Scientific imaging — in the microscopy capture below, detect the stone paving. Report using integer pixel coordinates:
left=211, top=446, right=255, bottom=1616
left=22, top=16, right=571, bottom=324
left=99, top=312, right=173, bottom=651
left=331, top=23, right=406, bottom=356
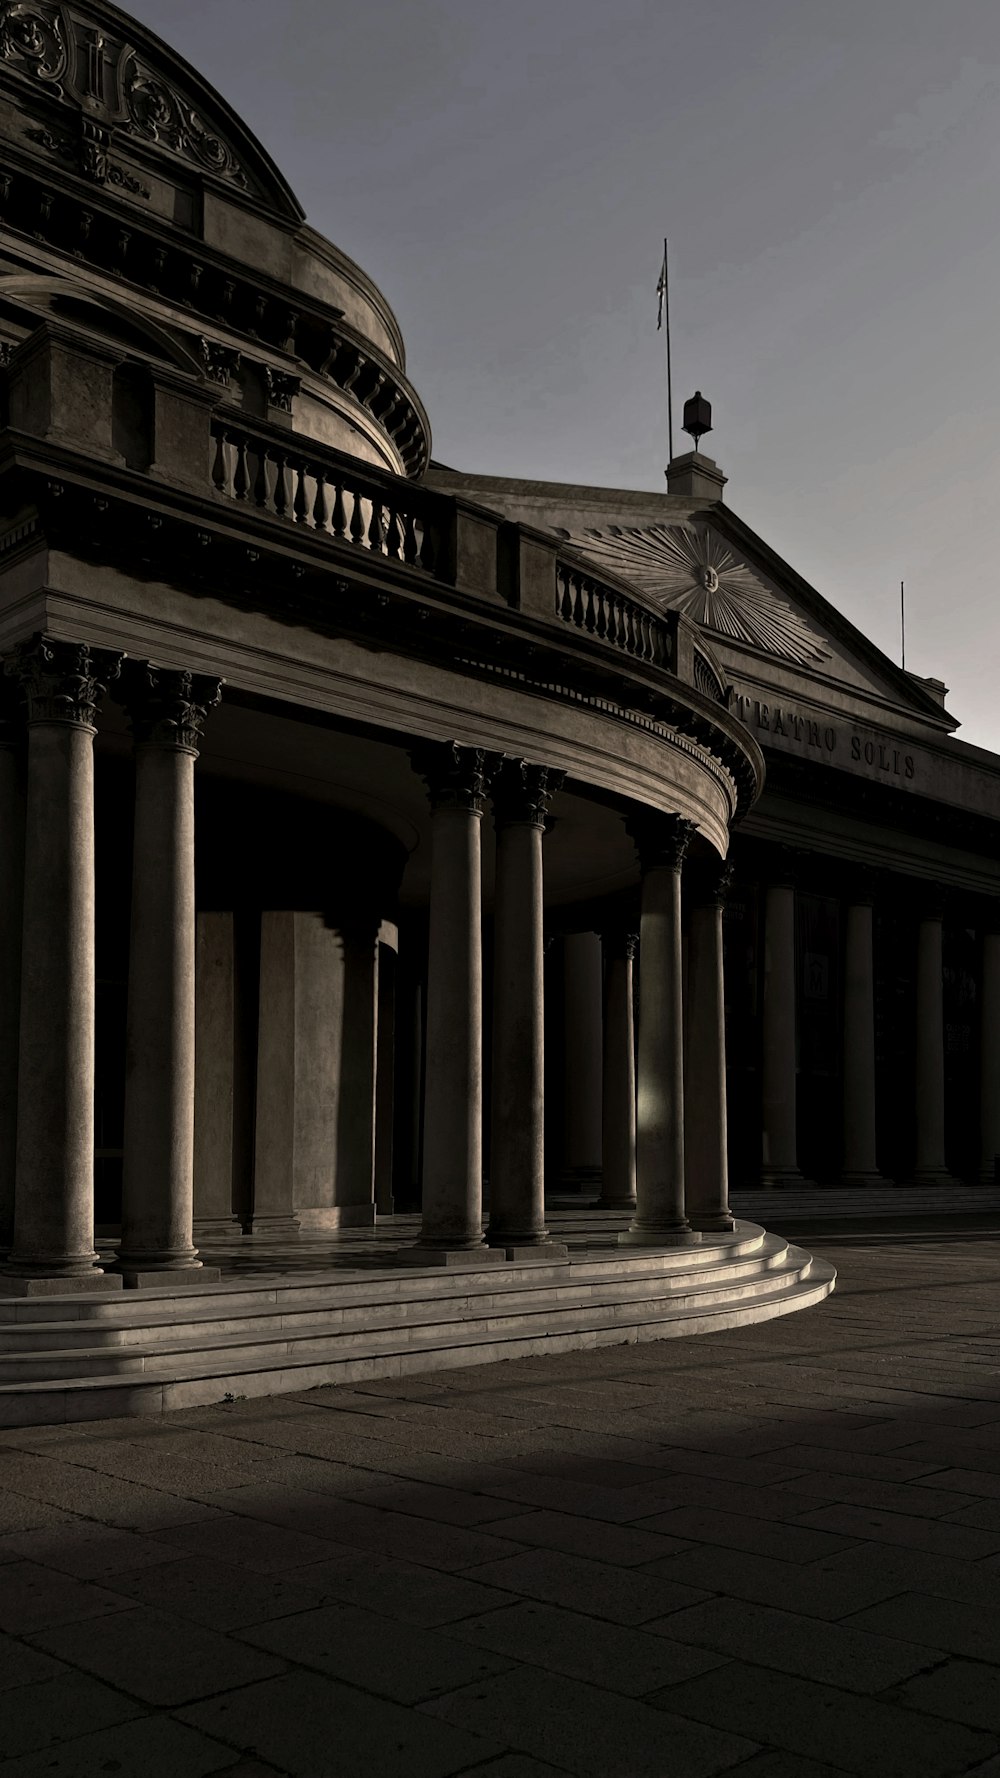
left=1, top=1227, right=1000, bottom=1776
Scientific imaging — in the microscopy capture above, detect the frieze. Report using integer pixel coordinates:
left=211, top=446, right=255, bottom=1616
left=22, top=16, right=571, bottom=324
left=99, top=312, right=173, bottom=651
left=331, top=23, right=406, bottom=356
left=729, top=688, right=917, bottom=782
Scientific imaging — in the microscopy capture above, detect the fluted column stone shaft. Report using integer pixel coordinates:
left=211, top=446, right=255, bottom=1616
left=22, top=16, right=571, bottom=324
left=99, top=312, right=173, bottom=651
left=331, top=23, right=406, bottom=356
left=914, top=905, right=953, bottom=1185
left=411, top=743, right=497, bottom=1253
left=685, top=863, right=734, bottom=1232
left=621, top=814, right=696, bottom=1246
left=980, top=927, right=1000, bottom=1184
left=487, top=761, right=564, bottom=1249
left=4, top=637, right=121, bottom=1289
left=117, top=667, right=222, bottom=1282
left=841, top=893, right=881, bottom=1185
left=599, top=929, right=637, bottom=1210
left=561, top=932, right=604, bottom=1192
left=760, top=874, right=802, bottom=1186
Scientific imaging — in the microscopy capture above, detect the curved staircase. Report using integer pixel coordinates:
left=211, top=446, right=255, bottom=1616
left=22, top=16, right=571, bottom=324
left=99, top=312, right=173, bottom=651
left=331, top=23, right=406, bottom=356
left=0, top=1221, right=835, bottom=1428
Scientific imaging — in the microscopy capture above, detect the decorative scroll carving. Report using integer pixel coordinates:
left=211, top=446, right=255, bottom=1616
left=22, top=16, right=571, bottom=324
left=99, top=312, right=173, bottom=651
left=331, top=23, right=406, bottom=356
left=122, top=51, right=248, bottom=189
left=626, top=811, right=697, bottom=874
left=571, top=523, right=830, bottom=667
left=264, top=367, right=300, bottom=413
left=120, top=663, right=223, bottom=754
left=600, top=926, right=639, bottom=962
left=412, top=740, right=501, bottom=814
left=491, top=759, right=566, bottom=830
left=199, top=338, right=241, bottom=386
left=689, top=858, right=734, bottom=909
left=26, top=119, right=150, bottom=194
left=0, top=2, right=67, bottom=85
left=4, top=633, right=121, bottom=727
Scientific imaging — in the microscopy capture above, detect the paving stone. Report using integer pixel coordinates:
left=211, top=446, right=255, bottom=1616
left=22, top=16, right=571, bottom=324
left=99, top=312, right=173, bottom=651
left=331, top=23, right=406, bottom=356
left=769, top=1470, right=979, bottom=1517
left=0, top=1452, right=221, bottom=1530
left=649, top=1595, right=943, bottom=1691
left=240, top=1599, right=517, bottom=1703
left=644, top=1542, right=921, bottom=1620
left=651, top=1658, right=995, bottom=1776
left=0, top=1715, right=239, bottom=1776
left=178, top=1668, right=501, bottom=1776
left=0, top=1671, right=142, bottom=1758
left=448, top=1759, right=569, bottom=1778
left=887, top=1657, right=1000, bottom=1732
left=102, top=1553, right=328, bottom=1630
left=0, top=1632, right=66, bottom=1692
left=148, top=1510, right=351, bottom=1573
left=421, top=1663, right=756, bottom=1777
left=284, top=1549, right=515, bottom=1626
left=460, top=1548, right=710, bottom=1625
left=939, top=1499, right=1000, bottom=1531
left=29, top=1606, right=286, bottom=1706
left=0, top=1495, right=74, bottom=1536
left=475, top=1508, right=689, bottom=1566
left=846, top=1592, right=1000, bottom=1662
left=195, top=1490, right=529, bottom=1572
left=794, top=1503, right=1000, bottom=1560
left=630, top=1474, right=830, bottom=1524
left=633, top=1505, right=859, bottom=1564
left=911, top=1467, right=1000, bottom=1497
left=0, top=1521, right=182, bottom=1579
left=449, top=1598, right=729, bottom=1695
left=344, top=1477, right=530, bottom=1526
left=717, top=1754, right=853, bottom=1778
left=0, top=1562, right=133, bottom=1634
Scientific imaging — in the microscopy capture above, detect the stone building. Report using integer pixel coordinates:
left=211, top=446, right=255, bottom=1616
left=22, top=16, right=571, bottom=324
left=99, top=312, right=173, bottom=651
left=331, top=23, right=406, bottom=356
left=0, top=0, right=988, bottom=1415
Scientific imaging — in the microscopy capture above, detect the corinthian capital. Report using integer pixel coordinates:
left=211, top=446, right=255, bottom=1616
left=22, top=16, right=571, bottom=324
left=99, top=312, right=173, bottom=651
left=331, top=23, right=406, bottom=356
left=4, top=634, right=122, bottom=729
left=411, top=740, right=502, bottom=814
left=626, top=810, right=698, bottom=874
left=492, top=759, right=566, bottom=830
left=120, top=663, right=223, bottom=755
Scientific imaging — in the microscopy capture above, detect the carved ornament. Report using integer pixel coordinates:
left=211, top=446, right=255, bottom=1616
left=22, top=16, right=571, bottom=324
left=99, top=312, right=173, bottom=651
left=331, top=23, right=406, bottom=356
left=4, top=632, right=121, bottom=727
left=264, top=367, right=300, bottom=413
left=570, top=522, right=830, bottom=668
left=120, top=663, right=223, bottom=754
left=491, top=759, right=566, bottom=830
left=122, top=50, right=247, bottom=188
left=626, top=811, right=697, bottom=874
left=0, top=3, right=66, bottom=85
left=199, top=338, right=241, bottom=386
left=412, top=740, right=502, bottom=814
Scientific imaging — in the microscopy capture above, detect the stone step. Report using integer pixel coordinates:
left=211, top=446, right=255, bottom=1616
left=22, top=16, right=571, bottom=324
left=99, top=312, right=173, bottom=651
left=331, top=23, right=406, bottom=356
left=0, top=1249, right=819, bottom=1384
left=0, top=1237, right=793, bottom=1353
left=0, top=1259, right=836, bottom=1426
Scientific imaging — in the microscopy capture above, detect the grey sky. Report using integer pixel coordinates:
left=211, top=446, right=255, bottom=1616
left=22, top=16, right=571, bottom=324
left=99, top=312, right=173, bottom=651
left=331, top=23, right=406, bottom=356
left=130, top=1, right=1000, bottom=747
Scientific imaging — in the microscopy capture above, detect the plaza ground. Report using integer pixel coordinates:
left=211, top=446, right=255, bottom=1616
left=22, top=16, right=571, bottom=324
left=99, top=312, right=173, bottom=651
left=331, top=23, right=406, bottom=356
left=1, top=1226, right=1000, bottom=1776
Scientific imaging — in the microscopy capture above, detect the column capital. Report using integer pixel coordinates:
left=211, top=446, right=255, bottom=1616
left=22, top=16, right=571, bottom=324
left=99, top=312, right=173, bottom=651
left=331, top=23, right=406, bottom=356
left=627, top=811, right=697, bottom=874
left=688, top=858, right=734, bottom=910
left=4, top=634, right=122, bottom=730
left=0, top=674, right=20, bottom=751
left=767, top=843, right=800, bottom=889
left=844, top=864, right=879, bottom=908
left=492, top=759, right=566, bottom=830
left=120, top=664, right=223, bottom=755
left=412, top=740, right=501, bottom=814
left=600, top=925, right=639, bottom=961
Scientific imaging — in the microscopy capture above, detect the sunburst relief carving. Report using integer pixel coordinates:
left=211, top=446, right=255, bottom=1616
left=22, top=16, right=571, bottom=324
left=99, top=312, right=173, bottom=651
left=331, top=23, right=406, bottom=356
left=572, top=524, right=829, bottom=666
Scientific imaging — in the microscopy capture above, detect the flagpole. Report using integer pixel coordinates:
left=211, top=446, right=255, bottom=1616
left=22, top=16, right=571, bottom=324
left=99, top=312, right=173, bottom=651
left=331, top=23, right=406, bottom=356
left=901, top=579, right=906, bottom=670
left=663, top=237, right=674, bottom=462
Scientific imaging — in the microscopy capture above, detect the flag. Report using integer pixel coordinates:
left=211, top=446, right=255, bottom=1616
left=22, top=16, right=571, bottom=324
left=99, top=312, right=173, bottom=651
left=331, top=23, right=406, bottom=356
left=656, top=246, right=667, bottom=330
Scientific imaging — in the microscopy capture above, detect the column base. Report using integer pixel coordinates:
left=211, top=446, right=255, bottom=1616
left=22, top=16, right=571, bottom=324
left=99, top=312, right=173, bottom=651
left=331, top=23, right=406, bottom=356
left=1, top=1270, right=122, bottom=1297
left=192, top=1217, right=243, bottom=1240
left=243, top=1215, right=301, bottom=1237
left=597, top=1194, right=638, bottom=1211
left=296, top=1206, right=376, bottom=1232
left=485, top=1227, right=553, bottom=1248
left=394, top=1244, right=506, bottom=1268
left=836, top=1171, right=884, bottom=1188
left=619, top=1222, right=699, bottom=1248
left=758, top=1169, right=812, bottom=1190
left=909, top=1169, right=965, bottom=1188
left=688, top=1212, right=735, bottom=1232
left=121, top=1265, right=221, bottom=1289
left=503, top=1243, right=570, bottom=1264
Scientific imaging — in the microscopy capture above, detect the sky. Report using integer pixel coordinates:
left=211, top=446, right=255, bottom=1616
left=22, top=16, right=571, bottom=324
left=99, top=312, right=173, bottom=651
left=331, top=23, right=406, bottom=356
left=128, top=0, right=1000, bottom=749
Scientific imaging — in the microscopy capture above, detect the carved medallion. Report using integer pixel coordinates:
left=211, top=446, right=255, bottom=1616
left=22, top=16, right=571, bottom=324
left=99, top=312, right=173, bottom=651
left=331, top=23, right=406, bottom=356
left=0, top=2, right=66, bottom=85
left=571, top=524, right=829, bottom=667
left=122, top=51, right=248, bottom=189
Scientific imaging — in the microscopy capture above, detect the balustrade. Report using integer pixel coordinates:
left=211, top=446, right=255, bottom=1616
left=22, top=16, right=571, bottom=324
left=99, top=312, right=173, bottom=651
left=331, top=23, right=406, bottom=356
left=211, top=423, right=439, bottom=573
left=555, top=563, right=672, bottom=668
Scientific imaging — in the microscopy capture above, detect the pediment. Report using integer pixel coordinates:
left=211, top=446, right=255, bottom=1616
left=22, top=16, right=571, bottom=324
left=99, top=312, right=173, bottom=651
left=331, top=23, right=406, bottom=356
left=0, top=0, right=303, bottom=218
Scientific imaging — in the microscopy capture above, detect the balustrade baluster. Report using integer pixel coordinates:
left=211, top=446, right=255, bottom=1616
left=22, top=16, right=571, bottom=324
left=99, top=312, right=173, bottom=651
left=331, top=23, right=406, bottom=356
left=368, top=501, right=386, bottom=552
left=272, top=453, right=290, bottom=518
left=349, top=490, right=366, bottom=545
left=402, top=512, right=419, bottom=565
left=293, top=462, right=310, bottom=524
left=595, top=590, right=608, bottom=639
left=331, top=481, right=347, bottom=538
left=385, top=507, right=402, bottom=560
left=211, top=430, right=229, bottom=495
left=313, top=471, right=330, bottom=532
left=418, top=518, right=436, bottom=572
left=559, top=572, right=573, bottom=622
left=233, top=436, right=251, bottom=503
left=253, top=448, right=269, bottom=509
left=584, top=581, right=597, bottom=633
left=572, top=575, right=584, bottom=628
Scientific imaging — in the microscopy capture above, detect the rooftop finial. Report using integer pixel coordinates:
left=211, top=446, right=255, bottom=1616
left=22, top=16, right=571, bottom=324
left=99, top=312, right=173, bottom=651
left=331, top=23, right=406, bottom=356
left=682, top=391, right=712, bottom=452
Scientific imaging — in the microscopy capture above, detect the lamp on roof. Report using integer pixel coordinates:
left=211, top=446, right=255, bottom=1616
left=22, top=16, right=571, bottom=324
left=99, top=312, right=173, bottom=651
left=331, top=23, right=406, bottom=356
left=682, top=391, right=712, bottom=451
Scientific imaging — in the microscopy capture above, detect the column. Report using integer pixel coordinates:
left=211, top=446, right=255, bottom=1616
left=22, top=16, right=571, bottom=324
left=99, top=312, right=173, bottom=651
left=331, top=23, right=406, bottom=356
left=333, top=918, right=379, bottom=1226
left=0, top=688, right=25, bottom=1257
left=760, top=867, right=804, bottom=1187
left=840, top=886, right=881, bottom=1185
left=560, top=932, right=604, bottom=1192
left=685, top=861, right=734, bottom=1231
left=4, top=636, right=122, bottom=1291
left=252, top=911, right=302, bottom=1236
left=289, top=912, right=343, bottom=1232
left=599, top=927, right=638, bottom=1210
left=116, top=666, right=222, bottom=1283
left=487, top=760, right=565, bottom=1250
left=621, top=812, right=697, bottom=1246
left=980, top=924, right=1000, bottom=1184
left=375, top=927, right=398, bottom=1217
left=409, top=741, right=497, bottom=1256
left=914, top=900, right=954, bottom=1185
left=192, top=911, right=240, bottom=1238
